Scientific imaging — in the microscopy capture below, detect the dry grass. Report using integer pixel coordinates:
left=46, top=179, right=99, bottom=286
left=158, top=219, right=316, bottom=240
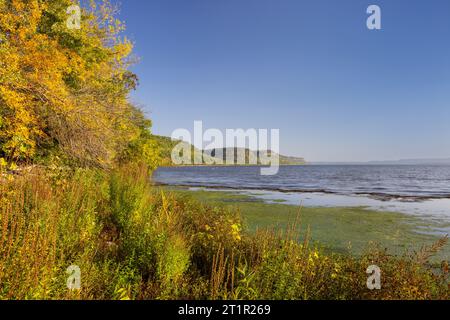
left=0, top=164, right=448, bottom=300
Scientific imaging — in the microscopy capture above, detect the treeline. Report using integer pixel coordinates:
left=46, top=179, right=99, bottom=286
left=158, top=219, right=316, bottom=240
left=0, top=0, right=161, bottom=170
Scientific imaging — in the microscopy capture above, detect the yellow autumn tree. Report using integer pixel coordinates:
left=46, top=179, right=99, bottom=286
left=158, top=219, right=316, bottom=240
left=0, top=0, right=158, bottom=168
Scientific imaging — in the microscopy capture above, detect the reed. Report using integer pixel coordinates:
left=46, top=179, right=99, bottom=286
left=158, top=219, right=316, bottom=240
left=0, top=164, right=448, bottom=300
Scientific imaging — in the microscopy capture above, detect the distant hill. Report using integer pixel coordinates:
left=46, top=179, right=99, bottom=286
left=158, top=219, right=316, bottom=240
left=367, top=158, right=450, bottom=165
left=310, top=158, right=450, bottom=165
left=207, top=148, right=305, bottom=165
left=152, top=135, right=305, bottom=166
left=151, top=135, right=217, bottom=166
left=278, top=154, right=307, bottom=165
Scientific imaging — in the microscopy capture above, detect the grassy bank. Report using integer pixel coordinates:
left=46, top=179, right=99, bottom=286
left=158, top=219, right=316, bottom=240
left=0, top=165, right=449, bottom=300
left=166, top=187, right=450, bottom=261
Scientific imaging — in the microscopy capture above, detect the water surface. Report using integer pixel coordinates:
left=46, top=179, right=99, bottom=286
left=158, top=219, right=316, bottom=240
left=154, top=165, right=450, bottom=199
left=153, top=165, right=450, bottom=222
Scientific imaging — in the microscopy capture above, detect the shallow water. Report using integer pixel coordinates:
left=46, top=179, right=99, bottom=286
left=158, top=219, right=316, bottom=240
left=154, top=165, right=450, bottom=224
left=154, top=165, right=450, bottom=199
left=186, top=187, right=450, bottom=236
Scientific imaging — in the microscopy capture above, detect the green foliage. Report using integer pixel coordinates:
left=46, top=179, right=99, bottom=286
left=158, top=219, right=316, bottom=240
left=0, top=0, right=161, bottom=169
left=0, top=165, right=448, bottom=300
left=0, top=0, right=446, bottom=302
left=116, top=111, right=163, bottom=170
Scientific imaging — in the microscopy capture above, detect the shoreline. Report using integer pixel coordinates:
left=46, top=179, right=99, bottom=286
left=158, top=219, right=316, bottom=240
left=161, top=186, right=450, bottom=262
left=152, top=181, right=450, bottom=202
left=157, top=184, right=450, bottom=222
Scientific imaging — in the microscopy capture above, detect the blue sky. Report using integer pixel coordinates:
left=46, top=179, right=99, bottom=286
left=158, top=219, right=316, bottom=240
left=115, top=0, right=450, bottom=162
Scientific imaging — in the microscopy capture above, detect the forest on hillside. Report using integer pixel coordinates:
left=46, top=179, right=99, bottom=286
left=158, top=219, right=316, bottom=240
left=0, top=0, right=161, bottom=171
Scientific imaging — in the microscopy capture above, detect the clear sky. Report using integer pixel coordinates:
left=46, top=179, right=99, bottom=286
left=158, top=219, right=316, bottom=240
left=115, top=0, right=450, bottom=162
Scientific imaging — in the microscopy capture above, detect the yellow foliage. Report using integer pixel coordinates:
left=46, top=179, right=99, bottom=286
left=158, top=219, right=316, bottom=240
left=0, top=0, right=153, bottom=168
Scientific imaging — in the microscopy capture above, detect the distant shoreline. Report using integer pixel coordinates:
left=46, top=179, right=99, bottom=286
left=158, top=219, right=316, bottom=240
left=158, top=163, right=306, bottom=168
left=158, top=162, right=450, bottom=168
left=152, top=181, right=450, bottom=202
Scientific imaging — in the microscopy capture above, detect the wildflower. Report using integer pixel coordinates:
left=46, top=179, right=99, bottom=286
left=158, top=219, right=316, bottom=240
left=334, top=263, right=341, bottom=273
left=231, top=223, right=241, bottom=242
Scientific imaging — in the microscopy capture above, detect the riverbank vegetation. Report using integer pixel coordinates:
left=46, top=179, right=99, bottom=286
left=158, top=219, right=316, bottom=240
left=167, top=187, right=450, bottom=262
left=1, top=164, right=449, bottom=299
left=0, top=0, right=162, bottom=171
left=0, top=0, right=448, bottom=300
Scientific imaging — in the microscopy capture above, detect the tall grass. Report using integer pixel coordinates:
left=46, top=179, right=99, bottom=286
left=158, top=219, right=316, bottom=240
left=0, top=164, right=448, bottom=299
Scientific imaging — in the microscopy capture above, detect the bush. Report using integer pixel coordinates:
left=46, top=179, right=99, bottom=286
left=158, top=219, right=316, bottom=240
left=0, top=165, right=448, bottom=300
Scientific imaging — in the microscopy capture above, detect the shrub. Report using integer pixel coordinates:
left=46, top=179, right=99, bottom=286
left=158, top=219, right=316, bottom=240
left=0, top=165, right=448, bottom=300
